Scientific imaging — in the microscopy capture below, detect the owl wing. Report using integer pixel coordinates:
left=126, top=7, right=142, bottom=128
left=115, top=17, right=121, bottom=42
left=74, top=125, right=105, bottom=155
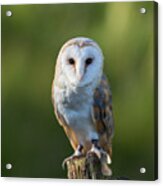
left=92, top=74, right=114, bottom=156
left=51, top=80, right=79, bottom=150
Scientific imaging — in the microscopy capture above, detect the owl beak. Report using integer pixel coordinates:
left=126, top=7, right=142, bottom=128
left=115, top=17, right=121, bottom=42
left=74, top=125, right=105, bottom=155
left=77, top=64, right=85, bottom=81
left=78, top=73, right=84, bottom=81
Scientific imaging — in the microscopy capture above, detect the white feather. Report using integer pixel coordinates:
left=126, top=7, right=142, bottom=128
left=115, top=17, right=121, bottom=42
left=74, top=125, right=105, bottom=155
left=54, top=37, right=104, bottom=146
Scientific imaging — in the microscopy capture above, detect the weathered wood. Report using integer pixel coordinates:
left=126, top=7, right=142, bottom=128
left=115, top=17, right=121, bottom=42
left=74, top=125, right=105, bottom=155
left=65, top=152, right=112, bottom=179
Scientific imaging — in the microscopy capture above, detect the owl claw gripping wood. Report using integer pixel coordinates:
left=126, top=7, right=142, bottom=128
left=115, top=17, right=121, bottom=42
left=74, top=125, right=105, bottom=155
left=52, top=37, right=114, bottom=179
left=62, top=144, right=84, bottom=169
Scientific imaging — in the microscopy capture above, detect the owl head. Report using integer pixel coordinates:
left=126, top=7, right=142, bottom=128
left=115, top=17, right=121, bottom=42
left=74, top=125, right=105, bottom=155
left=55, top=37, right=104, bottom=88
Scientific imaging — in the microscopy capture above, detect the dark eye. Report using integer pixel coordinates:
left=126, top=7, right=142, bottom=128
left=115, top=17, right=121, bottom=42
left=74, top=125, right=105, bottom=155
left=68, top=58, right=75, bottom=65
left=85, top=58, right=93, bottom=66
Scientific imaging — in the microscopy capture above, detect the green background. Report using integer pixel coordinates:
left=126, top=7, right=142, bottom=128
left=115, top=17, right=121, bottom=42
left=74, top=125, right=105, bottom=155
left=1, top=1, right=157, bottom=180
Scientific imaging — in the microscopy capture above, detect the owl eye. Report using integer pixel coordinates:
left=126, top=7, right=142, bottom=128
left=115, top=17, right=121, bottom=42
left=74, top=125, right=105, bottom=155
left=85, top=58, right=93, bottom=66
left=68, top=58, right=75, bottom=65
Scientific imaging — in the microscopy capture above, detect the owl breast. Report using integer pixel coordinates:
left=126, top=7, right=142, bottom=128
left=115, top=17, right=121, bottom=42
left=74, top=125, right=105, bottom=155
left=54, top=85, right=99, bottom=145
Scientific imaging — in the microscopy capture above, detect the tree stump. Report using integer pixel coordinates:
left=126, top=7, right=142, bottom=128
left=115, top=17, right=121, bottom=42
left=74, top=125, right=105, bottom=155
left=65, top=152, right=112, bottom=179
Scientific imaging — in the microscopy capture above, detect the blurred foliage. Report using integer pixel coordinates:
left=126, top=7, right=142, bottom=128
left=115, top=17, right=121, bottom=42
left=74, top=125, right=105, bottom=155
left=1, top=2, right=157, bottom=180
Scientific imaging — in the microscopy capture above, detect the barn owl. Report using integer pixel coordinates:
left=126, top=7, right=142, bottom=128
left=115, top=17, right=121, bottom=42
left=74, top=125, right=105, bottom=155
left=52, top=37, right=114, bottom=176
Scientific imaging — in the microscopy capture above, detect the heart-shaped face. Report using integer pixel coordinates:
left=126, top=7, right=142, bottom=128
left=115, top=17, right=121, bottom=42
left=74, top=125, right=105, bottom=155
left=56, top=37, right=104, bottom=88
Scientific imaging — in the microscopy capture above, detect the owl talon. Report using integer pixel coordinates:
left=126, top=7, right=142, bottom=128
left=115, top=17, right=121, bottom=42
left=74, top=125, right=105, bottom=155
left=86, top=144, right=112, bottom=176
left=101, top=150, right=112, bottom=164
left=87, top=139, right=112, bottom=164
left=87, top=144, right=101, bottom=159
left=87, top=139, right=102, bottom=159
left=62, top=155, right=76, bottom=169
left=62, top=144, right=83, bottom=169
